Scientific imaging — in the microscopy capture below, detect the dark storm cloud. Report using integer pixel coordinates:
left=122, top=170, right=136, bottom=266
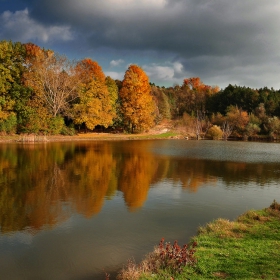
left=21, top=0, right=278, bottom=55
left=1, top=0, right=280, bottom=88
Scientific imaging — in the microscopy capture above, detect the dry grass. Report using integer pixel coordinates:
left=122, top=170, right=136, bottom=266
left=198, top=218, right=249, bottom=238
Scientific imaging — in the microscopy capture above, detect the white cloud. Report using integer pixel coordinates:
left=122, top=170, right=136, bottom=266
left=105, top=71, right=125, bottom=80
left=173, top=62, right=184, bottom=74
left=143, top=64, right=175, bottom=80
left=110, top=59, right=124, bottom=67
left=84, top=0, right=167, bottom=13
left=143, top=62, right=188, bottom=85
left=0, top=9, right=73, bottom=43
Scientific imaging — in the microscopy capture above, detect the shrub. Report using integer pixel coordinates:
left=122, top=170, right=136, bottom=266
left=48, top=116, right=65, bottom=134
left=206, top=125, right=223, bottom=140
left=117, top=239, right=197, bottom=279
left=0, top=113, right=17, bottom=134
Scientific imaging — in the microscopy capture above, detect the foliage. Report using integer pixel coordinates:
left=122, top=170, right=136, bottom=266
left=24, top=43, right=79, bottom=118
left=73, top=59, right=116, bottom=130
left=264, top=116, right=280, bottom=138
left=0, top=40, right=31, bottom=133
left=117, top=239, right=197, bottom=280
left=211, top=106, right=249, bottom=139
left=48, top=116, right=65, bottom=134
left=73, top=80, right=115, bottom=130
left=156, top=238, right=197, bottom=273
left=2, top=38, right=280, bottom=137
left=206, top=125, right=223, bottom=139
left=119, top=65, right=156, bottom=133
left=0, top=113, right=17, bottom=134
left=105, top=76, right=121, bottom=126
left=207, top=84, right=260, bottom=115
left=151, top=85, right=172, bottom=121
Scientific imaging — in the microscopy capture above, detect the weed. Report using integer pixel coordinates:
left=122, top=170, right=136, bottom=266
left=117, top=239, right=197, bottom=279
left=156, top=238, right=197, bottom=273
left=270, top=199, right=280, bottom=211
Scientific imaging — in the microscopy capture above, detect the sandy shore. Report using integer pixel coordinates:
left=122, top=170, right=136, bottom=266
left=0, top=130, right=182, bottom=143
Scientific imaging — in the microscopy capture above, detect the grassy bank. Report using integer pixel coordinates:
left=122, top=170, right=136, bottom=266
left=117, top=201, right=280, bottom=280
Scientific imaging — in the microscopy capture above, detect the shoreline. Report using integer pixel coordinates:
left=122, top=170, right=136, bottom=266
left=0, top=131, right=182, bottom=143
left=117, top=201, right=280, bottom=280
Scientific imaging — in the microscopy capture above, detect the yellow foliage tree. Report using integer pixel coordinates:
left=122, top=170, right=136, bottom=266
left=119, top=65, right=155, bottom=133
left=74, top=59, right=116, bottom=130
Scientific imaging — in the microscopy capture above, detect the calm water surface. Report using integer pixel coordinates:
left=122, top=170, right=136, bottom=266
left=0, top=140, right=279, bottom=279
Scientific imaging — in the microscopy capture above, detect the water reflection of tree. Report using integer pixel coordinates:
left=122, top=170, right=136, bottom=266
left=117, top=141, right=157, bottom=211
left=163, top=158, right=217, bottom=192
left=0, top=144, right=72, bottom=233
left=65, top=142, right=118, bottom=217
left=1, top=142, right=280, bottom=234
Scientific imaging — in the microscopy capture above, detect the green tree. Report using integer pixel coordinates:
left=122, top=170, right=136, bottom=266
left=207, top=84, right=259, bottom=115
left=0, top=40, right=31, bottom=133
left=105, top=76, right=121, bottom=127
left=119, top=65, right=155, bottom=133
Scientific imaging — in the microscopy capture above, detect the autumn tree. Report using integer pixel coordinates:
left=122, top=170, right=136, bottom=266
left=105, top=76, right=121, bottom=126
left=212, top=106, right=249, bottom=140
left=183, top=111, right=210, bottom=139
left=243, top=113, right=261, bottom=139
left=73, top=59, right=116, bottom=130
left=182, top=77, right=219, bottom=113
left=24, top=44, right=79, bottom=119
left=151, top=85, right=171, bottom=122
left=119, top=65, right=156, bottom=133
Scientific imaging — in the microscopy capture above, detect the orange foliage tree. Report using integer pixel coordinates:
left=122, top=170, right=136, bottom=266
left=119, top=65, right=156, bottom=133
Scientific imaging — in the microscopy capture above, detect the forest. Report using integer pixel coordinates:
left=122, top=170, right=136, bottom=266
left=1, top=40, right=280, bottom=140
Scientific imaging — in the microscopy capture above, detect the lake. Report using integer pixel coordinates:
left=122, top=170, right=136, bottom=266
left=0, top=140, right=279, bottom=279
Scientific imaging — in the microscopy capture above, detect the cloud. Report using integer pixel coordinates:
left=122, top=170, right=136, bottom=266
left=143, top=62, right=189, bottom=85
left=110, top=59, right=124, bottom=67
left=0, top=8, right=73, bottom=43
left=24, top=0, right=280, bottom=59
left=105, top=71, right=124, bottom=80
left=2, top=1, right=280, bottom=88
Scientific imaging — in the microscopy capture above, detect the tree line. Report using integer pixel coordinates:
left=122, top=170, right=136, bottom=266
left=1, top=40, right=280, bottom=139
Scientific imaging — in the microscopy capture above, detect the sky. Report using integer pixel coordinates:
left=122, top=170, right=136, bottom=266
left=1, top=0, right=280, bottom=89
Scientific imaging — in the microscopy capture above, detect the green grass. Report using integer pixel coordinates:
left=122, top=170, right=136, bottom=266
left=186, top=208, right=280, bottom=280
left=118, top=201, right=280, bottom=280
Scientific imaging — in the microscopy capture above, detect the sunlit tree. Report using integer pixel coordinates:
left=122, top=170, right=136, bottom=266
left=119, top=65, right=155, bottom=133
left=24, top=43, right=79, bottom=118
left=73, top=59, right=116, bottom=130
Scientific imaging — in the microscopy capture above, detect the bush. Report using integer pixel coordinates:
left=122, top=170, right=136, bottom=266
left=0, top=113, right=17, bottom=134
left=206, top=125, right=223, bottom=140
left=117, top=239, right=197, bottom=279
left=48, top=116, right=65, bottom=134
left=60, top=124, right=76, bottom=136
